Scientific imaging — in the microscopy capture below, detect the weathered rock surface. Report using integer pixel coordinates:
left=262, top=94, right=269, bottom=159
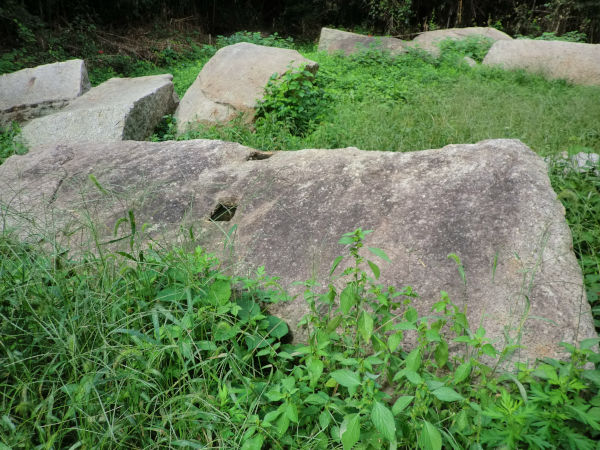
left=174, top=43, right=318, bottom=133
left=483, top=39, right=600, bottom=86
left=0, top=139, right=595, bottom=363
left=317, top=27, right=407, bottom=56
left=20, top=74, right=178, bottom=148
left=0, top=59, right=90, bottom=127
left=408, top=27, right=512, bottom=56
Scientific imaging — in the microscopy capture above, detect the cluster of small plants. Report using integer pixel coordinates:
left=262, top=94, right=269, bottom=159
left=215, top=31, right=294, bottom=49
left=255, top=64, right=328, bottom=136
left=1, top=220, right=599, bottom=448
left=0, top=122, right=27, bottom=165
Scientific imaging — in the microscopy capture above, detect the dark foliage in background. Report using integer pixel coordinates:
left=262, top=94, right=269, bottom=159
left=1, top=0, right=600, bottom=49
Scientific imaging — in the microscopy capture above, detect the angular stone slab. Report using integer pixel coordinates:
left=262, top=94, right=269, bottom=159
left=174, top=43, right=318, bottom=133
left=317, top=27, right=407, bottom=56
left=407, top=27, right=512, bottom=56
left=20, top=74, right=178, bottom=148
left=0, top=139, right=595, bottom=364
left=484, top=39, right=600, bottom=86
left=0, top=59, right=90, bottom=127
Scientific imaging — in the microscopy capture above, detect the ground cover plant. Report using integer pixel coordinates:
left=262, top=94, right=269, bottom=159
left=0, top=223, right=599, bottom=448
left=2, top=32, right=600, bottom=448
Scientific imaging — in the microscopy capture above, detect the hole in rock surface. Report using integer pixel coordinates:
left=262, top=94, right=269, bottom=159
left=247, top=151, right=273, bottom=161
left=210, top=201, right=238, bottom=221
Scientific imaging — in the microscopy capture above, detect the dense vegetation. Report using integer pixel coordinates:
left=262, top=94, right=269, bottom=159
left=1, top=30, right=600, bottom=449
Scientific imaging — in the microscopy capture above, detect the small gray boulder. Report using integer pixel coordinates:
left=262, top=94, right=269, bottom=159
left=484, top=39, right=600, bottom=86
left=174, top=43, right=318, bottom=133
left=21, top=74, right=178, bottom=148
left=317, top=27, right=407, bottom=56
left=0, top=59, right=90, bottom=127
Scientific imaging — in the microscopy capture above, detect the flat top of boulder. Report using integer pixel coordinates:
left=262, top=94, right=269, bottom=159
left=0, top=138, right=595, bottom=364
left=65, top=73, right=174, bottom=111
left=483, top=39, right=600, bottom=86
left=318, top=27, right=406, bottom=55
left=197, top=42, right=318, bottom=111
left=0, top=59, right=90, bottom=110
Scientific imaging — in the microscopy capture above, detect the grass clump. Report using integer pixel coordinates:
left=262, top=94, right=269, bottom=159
left=1, top=226, right=599, bottom=448
left=549, top=155, right=600, bottom=329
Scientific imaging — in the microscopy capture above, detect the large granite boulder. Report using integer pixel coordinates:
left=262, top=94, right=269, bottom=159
left=20, top=74, right=178, bottom=148
left=0, top=139, right=595, bottom=364
left=408, top=27, right=512, bottom=56
left=174, top=43, right=318, bottom=133
left=483, top=39, right=600, bottom=86
left=0, top=59, right=90, bottom=128
left=317, top=27, right=407, bottom=56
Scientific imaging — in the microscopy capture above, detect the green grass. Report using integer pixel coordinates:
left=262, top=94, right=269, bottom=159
left=163, top=44, right=600, bottom=157
left=1, top=226, right=599, bottom=448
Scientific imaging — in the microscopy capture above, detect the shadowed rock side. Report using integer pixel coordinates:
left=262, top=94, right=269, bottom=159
left=174, top=43, right=318, bottom=133
left=484, top=39, right=600, bottom=86
left=0, top=139, right=595, bottom=363
left=0, top=59, right=90, bottom=127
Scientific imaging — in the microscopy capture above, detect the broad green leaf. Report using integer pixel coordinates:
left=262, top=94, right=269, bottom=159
left=388, top=332, right=403, bottom=352
left=582, top=370, right=600, bottom=387
left=434, top=340, right=448, bottom=367
left=326, top=315, right=343, bottom=332
left=340, top=414, right=360, bottom=450
left=330, top=255, right=344, bottom=276
left=419, top=420, right=442, bottom=450
left=331, top=369, right=361, bottom=388
left=285, top=402, right=298, bottom=423
left=275, top=412, right=290, bottom=435
left=265, top=315, right=288, bottom=339
left=432, top=387, right=464, bottom=402
left=368, top=247, right=391, bottom=262
left=319, top=410, right=331, bottom=429
left=263, top=409, right=282, bottom=424
left=306, top=357, right=324, bottom=388
left=340, top=285, right=356, bottom=314
left=580, top=338, right=600, bottom=350
left=305, top=392, right=329, bottom=405
left=481, top=343, right=497, bottom=357
left=367, top=260, right=380, bottom=279
left=394, top=369, right=423, bottom=385
left=532, top=363, right=558, bottom=382
left=392, top=395, right=414, bottom=415
left=453, top=361, right=472, bottom=384
left=405, top=307, right=418, bottom=322
left=241, top=434, right=264, bottom=450
left=405, top=348, right=422, bottom=371
left=208, top=279, right=231, bottom=305
left=358, top=311, right=374, bottom=343
left=426, top=329, right=441, bottom=342
left=371, top=401, right=396, bottom=442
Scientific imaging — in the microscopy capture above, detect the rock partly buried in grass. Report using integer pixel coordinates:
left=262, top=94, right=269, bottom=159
left=0, top=59, right=90, bottom=128
left=317, top=27, right=407, bottom=56
left=20, top=74, right=178, bottom=149
left=483, top=39, right=600, bottom=86
left=174, top=42, right=318, bottom=133
left=406, top=27, right=513, bottom=56
left=0, top=139, right=595, bottom=364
